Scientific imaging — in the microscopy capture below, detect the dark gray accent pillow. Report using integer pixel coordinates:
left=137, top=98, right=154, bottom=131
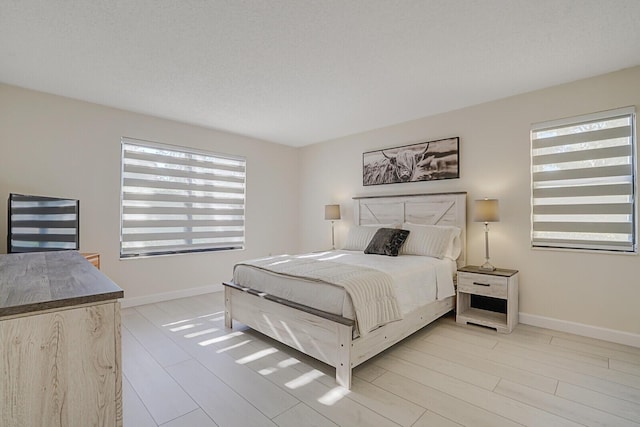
left=364, top=228, right=410, bottom=257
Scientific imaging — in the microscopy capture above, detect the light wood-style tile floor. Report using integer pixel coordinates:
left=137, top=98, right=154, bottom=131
left=122, top=292, right=640, bottom=426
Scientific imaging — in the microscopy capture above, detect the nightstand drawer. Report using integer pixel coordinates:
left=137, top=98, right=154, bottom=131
left=457, top=272, right=508, bottom=298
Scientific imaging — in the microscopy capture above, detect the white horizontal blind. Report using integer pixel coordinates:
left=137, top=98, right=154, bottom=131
left=531, top=107, right=636, bottom=252
left=9, top=194, right=79, bottom=252
left=120, top=138, right=246, bottom=258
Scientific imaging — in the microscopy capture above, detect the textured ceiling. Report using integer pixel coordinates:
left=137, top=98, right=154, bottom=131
left=1, top=1, right=640, bottom=147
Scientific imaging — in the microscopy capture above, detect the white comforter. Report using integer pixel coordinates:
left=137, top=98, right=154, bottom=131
left=233, top=250, right=456, bottom=333
left=235, top=254, right=402, bottom=336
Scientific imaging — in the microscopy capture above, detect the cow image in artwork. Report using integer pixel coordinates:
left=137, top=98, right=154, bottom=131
left=362, top=137, right=459, bottom=186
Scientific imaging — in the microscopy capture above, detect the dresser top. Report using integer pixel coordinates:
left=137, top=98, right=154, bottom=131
left=0, top=251, right=123, bottom=317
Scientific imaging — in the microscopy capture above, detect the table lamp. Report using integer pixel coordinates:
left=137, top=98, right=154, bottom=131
left=474, top=198, right=499, bottom=271
left=324, top=204, right=341, bottom=250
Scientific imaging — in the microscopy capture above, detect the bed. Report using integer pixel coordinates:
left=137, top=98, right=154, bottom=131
left=223, top=192, right=466, bottom=388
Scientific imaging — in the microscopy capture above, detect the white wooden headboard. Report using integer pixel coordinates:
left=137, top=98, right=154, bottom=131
left=353, top=192, right=467, bottom=267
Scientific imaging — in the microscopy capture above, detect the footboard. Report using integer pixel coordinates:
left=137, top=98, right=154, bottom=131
left=223, top=282, right=355, bottom=388
left=223, top=282, right=454, bottom=389
left=351, top=296, right=454, bottom=367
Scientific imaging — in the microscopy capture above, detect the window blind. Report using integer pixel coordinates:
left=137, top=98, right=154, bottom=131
left=120, top=138, right=246, bottom=258
left=531, top=107, right=636, bottom=252
left=9, top=194, right=79, bottom=252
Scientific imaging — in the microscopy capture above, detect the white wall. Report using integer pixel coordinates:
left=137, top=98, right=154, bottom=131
left=0, top=84, right=300, bottom=303
left=3, top=66, right=639, bottom=342
left=298, top=66, right=640, bottom=339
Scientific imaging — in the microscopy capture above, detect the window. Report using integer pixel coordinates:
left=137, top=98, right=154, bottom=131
left=531, top=107, right=636, bottom=253
left=120, top=138, right=246, bottom=258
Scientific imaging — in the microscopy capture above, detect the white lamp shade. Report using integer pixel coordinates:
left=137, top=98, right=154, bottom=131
left=474, top=199, right=499, bottom=222
left=324, top=204, right=341, bottom=220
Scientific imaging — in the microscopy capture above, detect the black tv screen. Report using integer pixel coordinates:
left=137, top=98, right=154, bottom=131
left=7, top=193, right=80, bottom=253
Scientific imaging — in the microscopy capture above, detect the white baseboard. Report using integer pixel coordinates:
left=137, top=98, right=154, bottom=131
left=519, top=312, right=640, bottom=349
left=121, top=290, right=640, bottom=348
left=121, top=283, right=224, bottom=308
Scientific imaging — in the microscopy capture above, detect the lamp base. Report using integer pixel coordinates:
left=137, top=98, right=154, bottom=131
left=331, top=221, right=336, bottom=250
left=480, top=223, right=495, bottom=271
left=479, top=261, right=496, bottom=271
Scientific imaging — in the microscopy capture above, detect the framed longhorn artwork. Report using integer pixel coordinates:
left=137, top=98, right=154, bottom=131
left=363, top=137, right=459, bottom=186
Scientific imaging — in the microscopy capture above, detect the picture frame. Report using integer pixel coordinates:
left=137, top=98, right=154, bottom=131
left=363, top=137, right=459, bottom=186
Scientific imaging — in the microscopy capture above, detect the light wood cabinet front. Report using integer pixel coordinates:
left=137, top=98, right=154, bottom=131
left=0, top=302, right=122, bottom=427
left=457, top=272, right=508, bottom=298
left=0, top=251, right=123, bottom=427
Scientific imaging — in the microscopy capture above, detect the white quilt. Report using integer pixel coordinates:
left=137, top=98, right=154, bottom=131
left=235, top=254, right=403, bottom=336
left=234, top=251, right=457, bottom=336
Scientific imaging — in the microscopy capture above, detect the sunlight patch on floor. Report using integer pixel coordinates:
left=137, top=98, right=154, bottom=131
left=199, top=331, right=244, bottom=346
left=285, top=369, right=324, bottom=389
left=258, top=367, right=277, bottom=376
left=255, top=356, right=301, bottom=376
left=183, top=327, right=219, bottom=338
left=318, top=386, right=350, bottom=406
left=235, top=347, right=278, bottom=364
left=216, top=339, right=252, bottom=353
left=162, top=318, right=195, bottom=327
left=277, top=358, right=300, bottom=368
left=170, top=323, right=202, bottom=332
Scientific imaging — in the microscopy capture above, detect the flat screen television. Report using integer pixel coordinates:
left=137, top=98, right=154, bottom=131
left=7, top=193, right=80, bottom=253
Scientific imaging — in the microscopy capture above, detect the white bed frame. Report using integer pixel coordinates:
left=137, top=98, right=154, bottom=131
left=223, top=192, right=466, bottom=389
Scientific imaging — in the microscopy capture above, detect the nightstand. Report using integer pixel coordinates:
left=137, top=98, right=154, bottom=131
left=456, top=265, right=519, bottom=333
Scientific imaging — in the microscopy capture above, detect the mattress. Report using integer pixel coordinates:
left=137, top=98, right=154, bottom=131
left=232, top=250, right=456, bottom=321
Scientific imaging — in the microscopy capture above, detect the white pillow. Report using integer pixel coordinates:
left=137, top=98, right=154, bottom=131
left=400, top=223, right=461, bottom=259
left=445, top=233, right=462, bottom=260
left=342, top=225, right=391, bottom=251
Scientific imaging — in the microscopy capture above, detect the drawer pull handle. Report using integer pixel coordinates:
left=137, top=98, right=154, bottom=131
left=473, top=282, right=491, bottom=287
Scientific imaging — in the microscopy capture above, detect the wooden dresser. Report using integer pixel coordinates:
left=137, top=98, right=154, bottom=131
left=0, top=251, right=124, bottom=427
left=81, top=252, right=101, bottom=269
